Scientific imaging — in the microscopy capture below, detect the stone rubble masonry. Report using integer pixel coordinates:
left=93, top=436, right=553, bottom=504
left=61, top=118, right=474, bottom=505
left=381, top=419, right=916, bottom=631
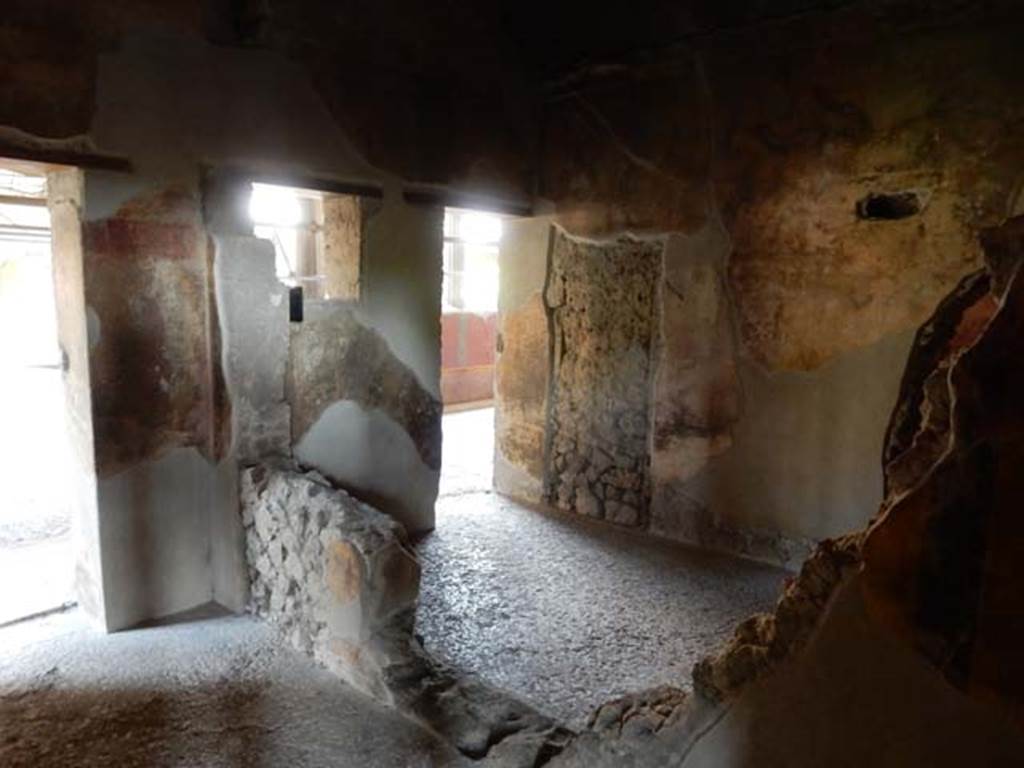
left=241, top=463, right=573, bottom=766
left=241, top=463, right=419, bottom=703
left=544, top=230, right=664, bottom=528
left=691, top=533, right=862, bottom=704
left=586, top=686, right=689, bottom=741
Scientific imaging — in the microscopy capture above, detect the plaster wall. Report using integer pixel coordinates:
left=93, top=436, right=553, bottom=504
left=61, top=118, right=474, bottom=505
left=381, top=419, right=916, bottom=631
left=209, top=232, right=292, bottom=611
left=647, top=224, right=916, bottom=564
left=80, top=169, right=228, bottom=631
left=95, top=447, right=217, bottom=627
left=1, top=28, right=444, bottom=629
left=494, top=216, right=554, bottom=502
left=495, top=217, right=913, bottom=566
left=212, top=236, right=290, bottom=465
left=288, top=293, right=442, bottom=535
left=358, top=196, right=444, bottom=400
left=496, top=6, right=1024, bottom=566
left=658, top=332, right=914, bottom=551
left=209, top=182, right=444, bottom=592
left=677, top=576, right=1024, bottom=768
left=46, top=168, right=104, bottom=624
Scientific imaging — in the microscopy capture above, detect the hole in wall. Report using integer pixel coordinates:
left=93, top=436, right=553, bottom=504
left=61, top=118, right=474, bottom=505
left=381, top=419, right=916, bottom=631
left=856, top=191, right=923, bottom=220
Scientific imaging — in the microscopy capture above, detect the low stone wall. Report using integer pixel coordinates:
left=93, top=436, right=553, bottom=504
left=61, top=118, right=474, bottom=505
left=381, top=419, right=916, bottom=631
left=241, top=462, right=571, bottom=765
left=241, top=463, right=419, bottom=702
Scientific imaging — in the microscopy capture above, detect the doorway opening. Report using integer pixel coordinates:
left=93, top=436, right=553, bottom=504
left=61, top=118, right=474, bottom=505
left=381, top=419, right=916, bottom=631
left=439, top=208, right=502, bottom=498
left=0, top=163, right=74, bottom=625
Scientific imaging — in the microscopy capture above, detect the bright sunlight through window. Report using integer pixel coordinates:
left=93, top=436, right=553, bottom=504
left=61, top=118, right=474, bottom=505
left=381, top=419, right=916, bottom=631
left=443, top=209, right=502, bottom=314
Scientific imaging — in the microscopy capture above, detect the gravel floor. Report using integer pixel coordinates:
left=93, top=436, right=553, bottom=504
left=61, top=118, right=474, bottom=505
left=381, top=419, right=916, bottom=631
left=417, top=408, right=788, bottom=728
left=0, top=607, right=467, bottom=768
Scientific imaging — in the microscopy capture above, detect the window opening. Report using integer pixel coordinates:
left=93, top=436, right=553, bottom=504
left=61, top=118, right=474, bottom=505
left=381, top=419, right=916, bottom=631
left=249, top=182, right=326, bottom=298
left=249, top=182, right=362, bottom=302
left=442, top=209, right=502, bottom=314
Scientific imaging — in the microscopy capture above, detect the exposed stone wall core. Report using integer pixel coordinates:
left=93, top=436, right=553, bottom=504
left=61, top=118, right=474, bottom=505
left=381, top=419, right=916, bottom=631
left=241, top=464, right=419, bottom=702
left=544, top=231, right=664, bottom=527
left=691, top=533, right=862, bottom=705
left=241, top=463, right=572, bottom=765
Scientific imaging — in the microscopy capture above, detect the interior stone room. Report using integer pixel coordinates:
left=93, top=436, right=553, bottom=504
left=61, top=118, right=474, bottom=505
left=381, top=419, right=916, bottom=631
left=1, top=1, right=1023, bottom=766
